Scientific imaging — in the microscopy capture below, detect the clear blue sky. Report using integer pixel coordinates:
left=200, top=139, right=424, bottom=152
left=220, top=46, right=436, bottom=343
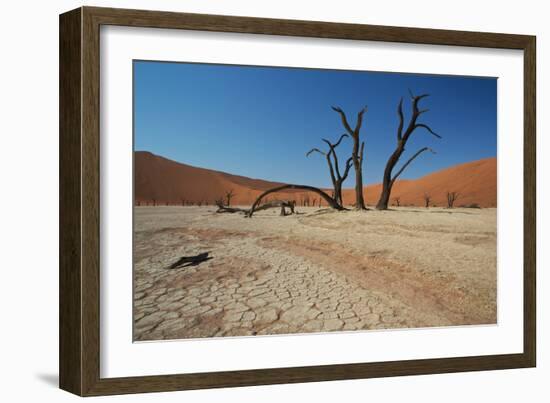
left=134, top=60, right=496, bottom=188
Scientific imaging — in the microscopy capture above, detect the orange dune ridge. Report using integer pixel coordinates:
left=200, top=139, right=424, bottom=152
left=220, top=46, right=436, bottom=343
left=135, top=151, right=496, bottom=208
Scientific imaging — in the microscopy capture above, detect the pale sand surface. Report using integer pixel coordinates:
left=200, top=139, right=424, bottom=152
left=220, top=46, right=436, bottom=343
left=134, top=206, right=496, bottom=341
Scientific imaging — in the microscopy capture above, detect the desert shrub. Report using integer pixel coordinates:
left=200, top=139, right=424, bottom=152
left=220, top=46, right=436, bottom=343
left=462, top=203, right=481, bottom=209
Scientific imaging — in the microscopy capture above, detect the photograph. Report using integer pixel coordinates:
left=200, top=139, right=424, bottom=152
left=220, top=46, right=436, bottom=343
left=132, top=60, right=497, bottom=342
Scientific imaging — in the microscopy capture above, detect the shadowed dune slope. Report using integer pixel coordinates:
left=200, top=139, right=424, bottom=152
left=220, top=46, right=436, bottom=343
left=135, top=151, right=291, bottom=205
left=135, top=151, right=496, bottom=207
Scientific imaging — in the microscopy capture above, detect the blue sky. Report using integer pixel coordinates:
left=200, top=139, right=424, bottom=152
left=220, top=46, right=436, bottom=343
left=134, top=60, right=496, bottom=188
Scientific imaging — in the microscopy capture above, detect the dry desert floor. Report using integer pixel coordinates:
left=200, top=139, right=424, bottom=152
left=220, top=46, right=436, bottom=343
left=134, top=206, right=496, bottom=341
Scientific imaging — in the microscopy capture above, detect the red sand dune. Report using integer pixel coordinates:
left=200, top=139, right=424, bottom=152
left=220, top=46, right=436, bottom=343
left=348, top=157, right=497, bottom=208
left=135, top=151, right=496, bottom=208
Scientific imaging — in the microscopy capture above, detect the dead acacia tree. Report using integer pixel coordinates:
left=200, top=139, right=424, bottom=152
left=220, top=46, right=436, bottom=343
left=247, top=184, right=344, bottom=217
left=331, top=106, right=367, bottom=209
left=394, top=197, right=401, bottom=207
left=446, top=191, right=460, bottom=208
left=225, top=189, right=235, bottom=206
left=376, top=91, right=441, bottom=210
left=306, top=134, right=353, bottom=206
left=423, top=193, right=431, bottom=208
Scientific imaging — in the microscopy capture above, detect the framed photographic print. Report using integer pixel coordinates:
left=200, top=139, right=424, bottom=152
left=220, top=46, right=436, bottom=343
left=59, top=6, right=536, bottom=396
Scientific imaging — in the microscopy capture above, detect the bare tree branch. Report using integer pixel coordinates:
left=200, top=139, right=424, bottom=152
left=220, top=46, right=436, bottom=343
left=355, top=107, right=367, bottom=136
left=323, top=133, right=348, bottom=149
left=391, top=147, right=435, bottom=184
left=306, top=148, right=326, bottom=157
left=415, top=123, right=441, bottom=139
left=342, top=156, right=353, bottom=181
left=397, top=98, right=404, bottom=140
left=308, top=145, right=337, bottom=190
left=308, top=132, right=353, bottom=206
left=331, top=106, right=354, bottom=135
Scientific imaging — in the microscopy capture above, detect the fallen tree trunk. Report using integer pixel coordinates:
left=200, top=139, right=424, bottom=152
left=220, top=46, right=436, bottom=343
left=216, top=199, right=296, bottom=216
left=247, top=184, right=344, bottom=217
left=256, top=200, right=296, bottom=216
left=215, top=201, right=249, bottom=214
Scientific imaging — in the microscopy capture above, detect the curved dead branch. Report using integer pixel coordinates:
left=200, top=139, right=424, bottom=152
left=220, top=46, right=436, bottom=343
left=307, top=146, right=337, bottom=188
left=306, top=148, right=326, bottom=157
left=247, top=184, right=344, bottom=217
left=331, top=106, right=354, bottom=135
left=391, top=147, right=435, bottom=184
left=415, top=123, right=441, bottom=139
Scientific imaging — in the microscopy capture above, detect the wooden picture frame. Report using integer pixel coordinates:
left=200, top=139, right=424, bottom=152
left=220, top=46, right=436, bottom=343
left=59, top=6, right=536, bottom=396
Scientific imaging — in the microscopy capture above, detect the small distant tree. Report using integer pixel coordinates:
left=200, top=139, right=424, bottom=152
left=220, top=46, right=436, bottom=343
left=136, top=200, right=141, bottom=206
left=446, top=191, right=460, bottom=208
left=181, top=198, right=185, bottom=206
left=225, top=189, right=235, bottom=206
left=152, top=198, right=156, bottom=207
left=423, top=193, right=431, bottom=208
left=394, top=197, right=401, bottom=207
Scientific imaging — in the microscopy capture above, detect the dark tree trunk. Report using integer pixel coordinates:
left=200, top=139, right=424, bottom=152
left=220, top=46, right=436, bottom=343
left=332, top=107, right=368, bottom=210
left=376, top=93, right=441, bottom=210
left=377, top=146, right=404, bottom=210
left=352, top=139, right=366, bottom=209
